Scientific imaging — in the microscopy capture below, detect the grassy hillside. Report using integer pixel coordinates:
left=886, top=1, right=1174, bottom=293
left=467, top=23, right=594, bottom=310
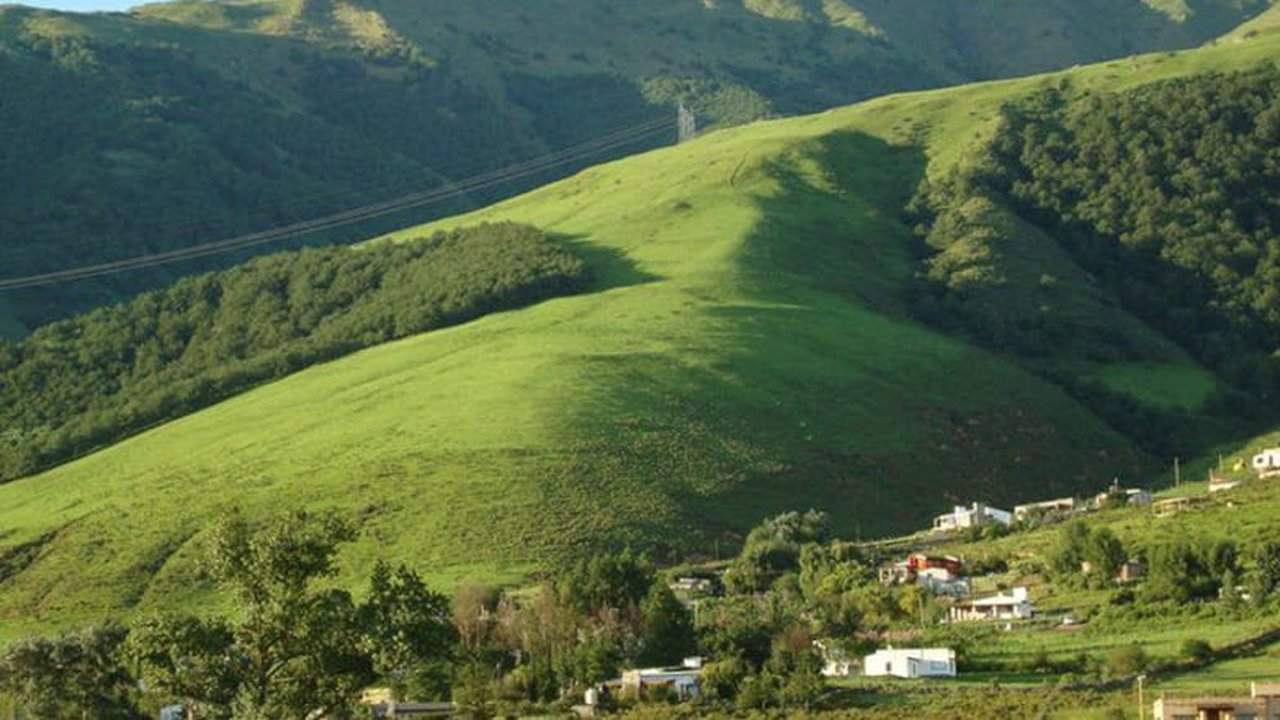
left=5, top=31, right=1280, bottom=637
left=1218, top=2, right=1280, bottom=40
left=0, top=0, right=1271, bottom=334
left=0, top=223, right=589, bottom=482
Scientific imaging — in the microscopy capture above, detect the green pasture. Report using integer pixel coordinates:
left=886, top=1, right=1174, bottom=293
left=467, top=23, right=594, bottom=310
left=1089, top=363, right=1218, bottom=411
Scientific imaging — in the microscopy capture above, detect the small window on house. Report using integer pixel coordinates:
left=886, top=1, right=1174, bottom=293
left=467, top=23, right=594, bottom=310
left=885, top=662, right=892, bottom=673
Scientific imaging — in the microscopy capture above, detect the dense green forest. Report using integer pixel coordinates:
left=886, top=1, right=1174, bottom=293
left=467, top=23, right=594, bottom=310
left=0, top=0, right=1268, bottom=332
left=911, top=64, right=1280, bottom=456
left=0, top=223, right=588, bottom=482
left=995, top=66, right=1280, bottom=363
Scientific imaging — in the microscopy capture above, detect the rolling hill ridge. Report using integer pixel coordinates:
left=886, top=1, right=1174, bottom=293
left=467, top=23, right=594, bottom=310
left=0, top=0, right=1273, bottom=335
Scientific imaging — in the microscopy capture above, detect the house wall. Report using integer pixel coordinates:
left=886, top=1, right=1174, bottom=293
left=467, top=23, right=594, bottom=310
left=1014, top=498, right=1079, bottom=520
left=1152, top=696, right=1277, bottom=720
left=1253, top=450, right=1280, bottom=470
left=865, top=655, right=907, bottom=678
left=864, top=650, right=955, bottom=679
left=948, top=602, right=1033, bottom=623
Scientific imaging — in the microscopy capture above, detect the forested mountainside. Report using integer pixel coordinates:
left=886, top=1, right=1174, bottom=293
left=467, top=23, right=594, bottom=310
left=0, top=0, right=1270, bottom=333
left=913, top=63, right=1280, bottom=457
left=3, top=31, right=1280, bottom=630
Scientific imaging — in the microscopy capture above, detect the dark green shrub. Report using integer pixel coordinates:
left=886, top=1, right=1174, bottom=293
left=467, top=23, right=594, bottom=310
left=1106, top=644, right=1149, bottom=677
left=1180, top=638, right=1213, bottom=664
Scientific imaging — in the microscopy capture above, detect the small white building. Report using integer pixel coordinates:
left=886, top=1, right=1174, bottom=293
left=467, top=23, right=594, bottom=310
left=669, top=576, right=716, bottom=598
left=948, top=587, right=1035, bottom=623
left=619, top=657, right=704, bottom=700
left=932, top=503, right=1013, bottom=532
left=863, top=648, right=956, bottom=679
left=916, top=567, right=971, bottom=598
left=1013, top=497, right=1082, bottom=522
left=1253, top=448, right=1280, bottom=478
left=1092, top=482, right=1152, bottom=509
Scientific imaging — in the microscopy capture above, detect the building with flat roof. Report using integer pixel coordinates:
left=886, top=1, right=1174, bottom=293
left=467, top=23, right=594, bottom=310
left=1152, top=682, right=1280, bottom=720
left=863, top=648, right=956, bottom=679
left=932, top=503, right=1012, bottom=532
left=1014, top=497, right=1082, bottom=522
left=1253, top=449, right=1280, bottom=479
left=948, top=587, right=1034, bottom=623
left=618, top=658, right=704, bottom=701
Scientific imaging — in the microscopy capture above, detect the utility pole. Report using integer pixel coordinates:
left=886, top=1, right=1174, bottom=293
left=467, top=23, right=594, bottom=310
left=1137, top=674, right=1147, bottom=720
left=1174, top=456, right=1181, bottom=487
left=677, top=103, right=698, bottom=144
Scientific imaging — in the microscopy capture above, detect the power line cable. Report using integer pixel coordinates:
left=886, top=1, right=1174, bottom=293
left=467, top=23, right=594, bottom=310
left=16, top=112, right=672, bottom=258
left=0, top=116, right=673, bottom=290
left=3, top=120, right=671, bottom=289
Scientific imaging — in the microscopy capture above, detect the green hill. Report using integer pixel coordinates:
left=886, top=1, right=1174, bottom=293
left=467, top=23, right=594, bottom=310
left=0, top=223, right=589, bottom=482
left=4, top=30, right=1280, bottom=637
left=0, top=0, right=1271, bottom=334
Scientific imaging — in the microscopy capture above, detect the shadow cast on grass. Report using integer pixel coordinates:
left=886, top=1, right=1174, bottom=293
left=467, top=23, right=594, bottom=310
left=552, top=232, right=663, bottom=291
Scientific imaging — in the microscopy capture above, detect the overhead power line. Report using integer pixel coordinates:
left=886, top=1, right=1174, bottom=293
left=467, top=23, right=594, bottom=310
left=0, top=115, right=673, bottom=291
left=49, top=112, right=669, bottom=257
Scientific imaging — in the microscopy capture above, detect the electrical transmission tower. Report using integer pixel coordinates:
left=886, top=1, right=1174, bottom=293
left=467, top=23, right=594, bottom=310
left=677, top=104, right=698, bottom=144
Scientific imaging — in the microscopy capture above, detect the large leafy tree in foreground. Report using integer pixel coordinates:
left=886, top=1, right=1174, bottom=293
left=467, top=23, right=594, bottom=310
left=127, top=511, right=456, bottom=718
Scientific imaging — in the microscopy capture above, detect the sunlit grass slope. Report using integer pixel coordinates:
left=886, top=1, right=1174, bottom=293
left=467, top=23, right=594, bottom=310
left=3, top=32, right=1280, bottom=636
left=1218, top=2, right=1280, bottom=41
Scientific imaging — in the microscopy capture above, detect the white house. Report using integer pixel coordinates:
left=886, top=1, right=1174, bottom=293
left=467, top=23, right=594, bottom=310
left=619, top=658, right=704, bottom=700
left=1253, top=448, right=1280, bottom=478
left=948, top=587, right=1035, bottom=623
left=669, top=576, right=716, bottom=597
left=916, top=567, right=971, bottom=598
left=1013, top=497, right=1082, bottom=522
left=1092, top=481, right=1153, bottom=509
left=863, top=648, right=956, bottom=679
left=932, top=503, right=1013, bottom=532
